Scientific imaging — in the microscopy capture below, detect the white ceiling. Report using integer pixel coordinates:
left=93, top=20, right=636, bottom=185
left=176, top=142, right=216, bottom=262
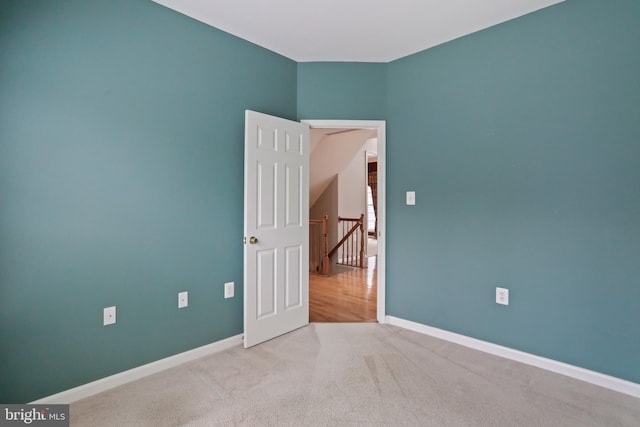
left=152, top=0, right=563, bottom=63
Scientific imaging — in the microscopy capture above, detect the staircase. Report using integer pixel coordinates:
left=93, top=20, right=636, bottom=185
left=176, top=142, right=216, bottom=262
left=310, top=213, right=365, bottom=275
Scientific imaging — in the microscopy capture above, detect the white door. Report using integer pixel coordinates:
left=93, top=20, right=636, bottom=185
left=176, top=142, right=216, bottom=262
left=243, top=110, right=310, bottom=348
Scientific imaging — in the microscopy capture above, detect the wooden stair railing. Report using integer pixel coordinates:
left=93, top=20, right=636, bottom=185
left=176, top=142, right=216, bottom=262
left=309, top=215, right=330, bottom=275
left=310, top=213, right=366, bottom=275
left=329, top=213, right=365, bottom=269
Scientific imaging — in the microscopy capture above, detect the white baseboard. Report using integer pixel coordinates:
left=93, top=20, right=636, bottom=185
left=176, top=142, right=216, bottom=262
left=31, top=334, right=243, bottom=404
left=386, top=316, right=640, bottom=399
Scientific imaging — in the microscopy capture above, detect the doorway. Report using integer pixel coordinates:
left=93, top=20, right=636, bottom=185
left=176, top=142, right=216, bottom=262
left=302, top=120, right=386, bottom=323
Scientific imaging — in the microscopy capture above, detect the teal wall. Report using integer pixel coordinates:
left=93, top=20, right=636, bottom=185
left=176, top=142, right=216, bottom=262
left=297, top=62, right=386, bottom=120
left=386, top=0, right=640, bottom=383
left=0, top=0, right=296, bottom=402
left=2, top=0, right=638, bottom=404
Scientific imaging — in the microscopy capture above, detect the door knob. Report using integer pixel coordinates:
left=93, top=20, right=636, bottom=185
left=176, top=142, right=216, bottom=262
left=249, top=236, right=258, bottom=245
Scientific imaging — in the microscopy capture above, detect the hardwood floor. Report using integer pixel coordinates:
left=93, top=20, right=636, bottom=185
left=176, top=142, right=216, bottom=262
left=309, top=256, right=377, bottom=322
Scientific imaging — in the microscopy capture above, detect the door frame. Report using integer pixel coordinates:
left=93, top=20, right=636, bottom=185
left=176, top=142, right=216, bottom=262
left=302, top=119, right=386, bottom=323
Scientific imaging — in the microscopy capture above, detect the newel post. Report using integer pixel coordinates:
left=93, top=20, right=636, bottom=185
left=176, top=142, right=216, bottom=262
left=322, top=215, right=330, bottom=275
left=359, top=213, right=365, bottom=268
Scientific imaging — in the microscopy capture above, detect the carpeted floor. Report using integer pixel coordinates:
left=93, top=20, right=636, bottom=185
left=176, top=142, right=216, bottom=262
left=71, top=323, right=639, bottom=426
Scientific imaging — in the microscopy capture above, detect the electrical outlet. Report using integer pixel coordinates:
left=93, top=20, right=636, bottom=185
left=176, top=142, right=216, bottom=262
left=224, top=282, right=234, bottom=299
left=103, top=306, right=116, bottom=326
left=496, top=287, right=509, bottom=306
left=178, top=291, right=188, bottom=308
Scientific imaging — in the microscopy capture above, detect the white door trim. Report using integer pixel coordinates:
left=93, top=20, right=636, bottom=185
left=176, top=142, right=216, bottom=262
left=302, top=119, right=386, bottom=323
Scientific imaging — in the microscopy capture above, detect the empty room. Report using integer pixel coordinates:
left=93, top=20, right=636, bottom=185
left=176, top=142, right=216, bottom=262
left=1, top=0, right=638, bottom=425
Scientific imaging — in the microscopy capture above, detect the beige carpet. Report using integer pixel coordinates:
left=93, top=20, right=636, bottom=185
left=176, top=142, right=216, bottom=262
left=71, top=323, right=639, bottom=426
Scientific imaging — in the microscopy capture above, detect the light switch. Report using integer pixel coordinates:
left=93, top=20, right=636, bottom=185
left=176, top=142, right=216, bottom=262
left=406, top=191, right=416, bottom=205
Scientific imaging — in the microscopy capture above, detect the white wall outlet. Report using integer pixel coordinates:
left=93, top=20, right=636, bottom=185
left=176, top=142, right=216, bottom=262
left=178, top=291, right=188, bottom=308
left=496, top=287, right=509, bottom=306
left=103, top=306, right=116, bottom=326
left=406, top=191, right=416, bottom=205
left=224, top=282, right=234, bottom=299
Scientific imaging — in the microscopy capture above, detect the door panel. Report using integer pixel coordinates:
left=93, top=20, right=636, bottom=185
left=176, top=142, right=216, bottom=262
left=244, top=110, right=309, bottom=348
left=256, top=249, right=276, bottom=319
left=257, top=163, right=277, bottom=229
left=285, top=245, right=302, bottom=309
left=285, top=165, right=302, bottom=227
